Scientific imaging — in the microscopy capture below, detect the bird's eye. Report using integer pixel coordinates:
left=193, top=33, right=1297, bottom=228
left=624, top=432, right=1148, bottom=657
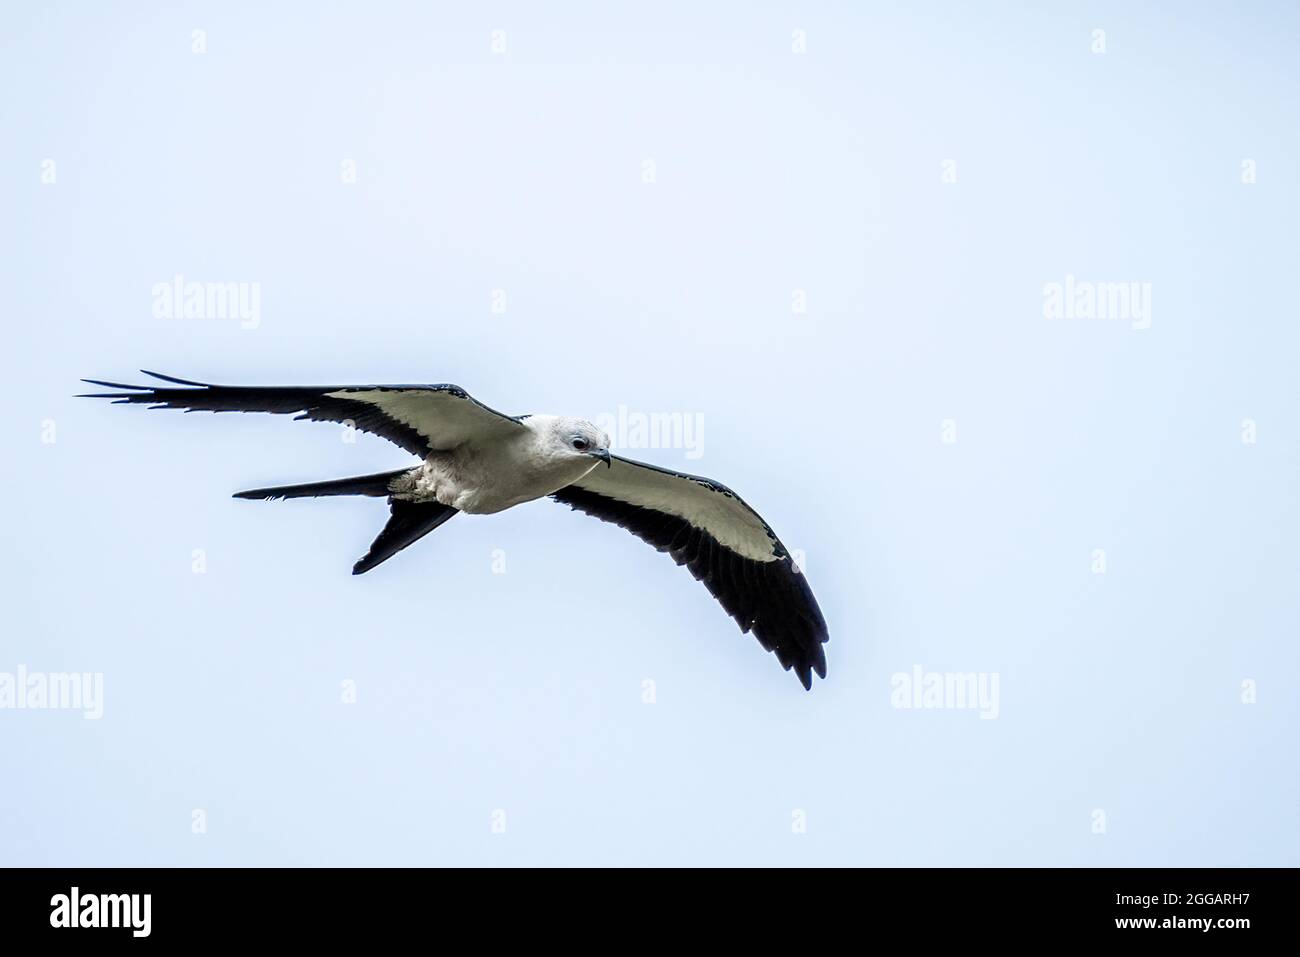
left=572, top=437, right=589, bottom=451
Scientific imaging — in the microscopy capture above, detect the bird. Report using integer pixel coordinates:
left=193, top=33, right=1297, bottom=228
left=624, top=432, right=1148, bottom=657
left=79, top=371, right=830, bottom=688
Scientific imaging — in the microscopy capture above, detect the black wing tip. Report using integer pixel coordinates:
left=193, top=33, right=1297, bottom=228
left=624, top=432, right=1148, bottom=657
left=140, top=370, right=210, bottom=387
left=788, top=639, right=828, bottom=690
left=77, top=378, right=150, bottom=399
left=78, top=372, right=213, bottom=398
left=80, top=378, right=145, bottom=390
left=814, top=653, right=828, bottom=680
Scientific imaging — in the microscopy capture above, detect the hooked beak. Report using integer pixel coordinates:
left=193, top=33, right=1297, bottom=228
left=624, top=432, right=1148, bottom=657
left=592, top=449, right=612, bottom=468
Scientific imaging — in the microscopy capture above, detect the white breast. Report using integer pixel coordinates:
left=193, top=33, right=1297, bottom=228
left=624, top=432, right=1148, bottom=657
left=400, top=418, right=596, bottom=514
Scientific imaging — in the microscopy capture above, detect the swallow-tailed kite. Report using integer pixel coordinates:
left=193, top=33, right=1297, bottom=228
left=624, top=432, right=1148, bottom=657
left=80, top=372, right=829, bottom=688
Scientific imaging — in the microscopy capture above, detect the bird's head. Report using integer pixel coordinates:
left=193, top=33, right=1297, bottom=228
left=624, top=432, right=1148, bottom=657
left=547, top=417, right=612, bottom=468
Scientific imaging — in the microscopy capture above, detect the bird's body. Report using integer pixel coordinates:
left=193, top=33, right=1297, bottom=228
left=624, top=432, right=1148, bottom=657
left=81, top=372, right=830, bottom=688
left=392, top=414, right=608, bottom=514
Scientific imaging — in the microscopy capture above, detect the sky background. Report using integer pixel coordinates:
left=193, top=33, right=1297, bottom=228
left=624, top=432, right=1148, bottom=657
left=3, top=1, right=1298, bottom=866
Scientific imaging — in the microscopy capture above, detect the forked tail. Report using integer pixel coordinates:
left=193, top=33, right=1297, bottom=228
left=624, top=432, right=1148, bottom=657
left=234, top=468, right=459, bottom=574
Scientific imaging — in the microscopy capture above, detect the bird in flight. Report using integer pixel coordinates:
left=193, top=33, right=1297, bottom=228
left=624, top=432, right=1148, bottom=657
left=80, top=372, right=829, bottom=688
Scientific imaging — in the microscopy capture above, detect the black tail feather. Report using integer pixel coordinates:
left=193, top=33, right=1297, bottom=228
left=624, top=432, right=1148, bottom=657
left=233, top=469, right=408, bottom=501
left=353, top=499, right=458, bottom=575
left=234, top=467, right=455, bottom=573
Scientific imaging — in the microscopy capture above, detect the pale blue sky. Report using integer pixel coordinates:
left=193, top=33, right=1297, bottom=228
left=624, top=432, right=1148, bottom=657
left=3, top=1, right=1298, bottom=865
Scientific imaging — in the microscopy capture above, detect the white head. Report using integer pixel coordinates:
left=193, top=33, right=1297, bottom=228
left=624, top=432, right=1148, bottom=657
left=537, top=415, right=612, bottom=469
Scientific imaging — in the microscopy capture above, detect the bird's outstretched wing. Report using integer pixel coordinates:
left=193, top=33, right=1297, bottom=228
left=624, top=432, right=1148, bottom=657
left=551, top=455, right=829, bottom=689
left=78, top=371, right=527, bottom=456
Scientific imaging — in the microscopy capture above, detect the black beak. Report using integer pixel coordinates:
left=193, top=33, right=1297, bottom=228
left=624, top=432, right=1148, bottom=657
left=593, top=449, right=612, bottom=468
